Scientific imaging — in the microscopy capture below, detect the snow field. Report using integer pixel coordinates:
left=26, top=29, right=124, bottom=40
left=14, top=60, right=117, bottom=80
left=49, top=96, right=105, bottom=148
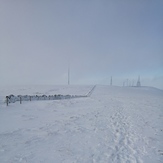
left=0, top=85, right=163, bottom=162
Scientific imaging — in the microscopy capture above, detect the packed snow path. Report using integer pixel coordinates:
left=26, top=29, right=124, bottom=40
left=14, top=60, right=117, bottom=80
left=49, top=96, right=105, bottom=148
left=0, top=85, right=163, bottom=162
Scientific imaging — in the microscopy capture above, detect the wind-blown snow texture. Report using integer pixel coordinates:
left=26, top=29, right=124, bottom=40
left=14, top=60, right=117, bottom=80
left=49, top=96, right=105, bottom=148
left=0, top=85, right=163, bottom=163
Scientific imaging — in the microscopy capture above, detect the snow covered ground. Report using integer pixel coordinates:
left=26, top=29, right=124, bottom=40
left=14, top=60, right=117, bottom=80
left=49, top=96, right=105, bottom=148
left=0, top=85, right=163, bottom=163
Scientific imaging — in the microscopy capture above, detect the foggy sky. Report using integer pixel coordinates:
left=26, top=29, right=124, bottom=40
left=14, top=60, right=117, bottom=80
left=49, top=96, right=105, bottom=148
left=0, top=0, right=163, bottom=89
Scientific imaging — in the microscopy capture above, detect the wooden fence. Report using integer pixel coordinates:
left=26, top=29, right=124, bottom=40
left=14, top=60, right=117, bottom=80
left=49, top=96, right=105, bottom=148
left=6, top=94, right=87, bottom=106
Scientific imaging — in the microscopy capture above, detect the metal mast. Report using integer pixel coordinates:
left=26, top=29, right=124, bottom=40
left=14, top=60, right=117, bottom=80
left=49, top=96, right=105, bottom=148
left=110, top=76, right=112, bottom=86
left=136, top=76, right=141, bottom=87
left=68, top=65, right=70, bottom=85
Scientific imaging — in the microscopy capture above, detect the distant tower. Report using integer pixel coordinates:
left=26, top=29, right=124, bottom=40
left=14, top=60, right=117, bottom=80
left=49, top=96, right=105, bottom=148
left=110, top=76, right=112, bottom=86
left=136, top=76, right=141, bottom=87
left=68, top=66, right=70, bottom=85
left=132, top=80, right=135, bottom=87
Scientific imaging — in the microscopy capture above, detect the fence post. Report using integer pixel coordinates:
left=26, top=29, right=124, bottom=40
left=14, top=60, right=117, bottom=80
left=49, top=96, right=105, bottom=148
left=20, top=96, right=22, bottom=104
left=6, top=96, right=9, bottom=106
left=30, top=96, right=31, bottom=101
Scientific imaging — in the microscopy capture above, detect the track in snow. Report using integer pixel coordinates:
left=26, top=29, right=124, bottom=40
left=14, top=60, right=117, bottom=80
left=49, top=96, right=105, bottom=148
left=109, top=107, right=144, bottom=163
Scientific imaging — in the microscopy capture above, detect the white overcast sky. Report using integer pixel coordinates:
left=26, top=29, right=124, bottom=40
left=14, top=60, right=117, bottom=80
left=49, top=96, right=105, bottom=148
left=0, top=0, right=163, bottom=89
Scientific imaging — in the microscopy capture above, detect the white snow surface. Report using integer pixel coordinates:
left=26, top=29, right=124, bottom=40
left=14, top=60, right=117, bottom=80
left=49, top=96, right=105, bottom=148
left=0, top=85, right=163, bottom=163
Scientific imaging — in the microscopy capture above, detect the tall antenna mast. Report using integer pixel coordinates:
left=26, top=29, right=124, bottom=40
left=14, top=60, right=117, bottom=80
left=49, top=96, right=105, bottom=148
left=110, top=76, right=112, bottom=86
left=68, top=64, right=70, bottom=85
left=136, top=76, right=141, bottom=87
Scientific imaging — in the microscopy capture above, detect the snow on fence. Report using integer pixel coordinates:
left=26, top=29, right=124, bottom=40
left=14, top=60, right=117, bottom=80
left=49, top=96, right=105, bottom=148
left=87, top=85, right=96, bottom=97
left=5, top=94, right=87, bottom=106
left=5, top=85, right=96, bottom=106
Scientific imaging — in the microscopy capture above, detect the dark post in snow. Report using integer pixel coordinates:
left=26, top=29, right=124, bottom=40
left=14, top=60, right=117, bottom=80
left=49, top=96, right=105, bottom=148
left=6, top=96, right=9, bottom=106
left=30, top=96, right=31, bottom=101
left=20, top=96, right=22, bottom=104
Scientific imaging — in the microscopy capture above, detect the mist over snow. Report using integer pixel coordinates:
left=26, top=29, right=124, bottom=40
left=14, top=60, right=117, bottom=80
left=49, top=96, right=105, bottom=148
left=0, top=1, right=163, bottom=160
left=0, top=0, right=163, bottom=89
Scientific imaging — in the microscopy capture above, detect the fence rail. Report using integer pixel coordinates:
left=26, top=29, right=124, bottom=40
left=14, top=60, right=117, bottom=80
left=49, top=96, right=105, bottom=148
left=87, top=85, right=96, bottom=97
